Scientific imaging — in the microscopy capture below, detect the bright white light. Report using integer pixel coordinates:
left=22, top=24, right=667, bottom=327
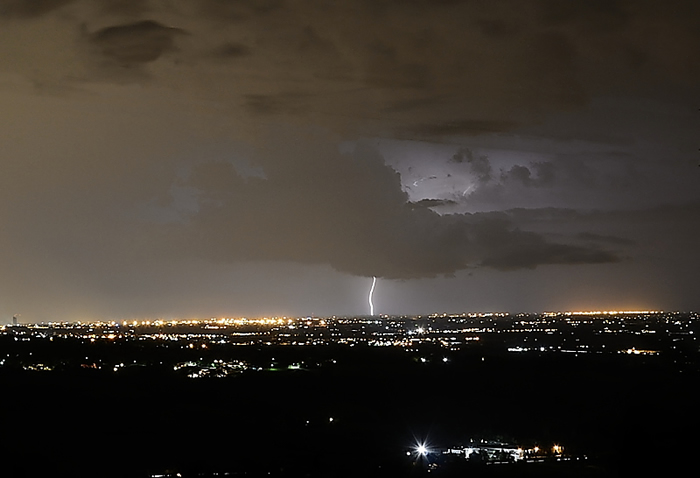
left=417, top=444, right=428, bottom=456
left=368, top=276, right=377, bottom=315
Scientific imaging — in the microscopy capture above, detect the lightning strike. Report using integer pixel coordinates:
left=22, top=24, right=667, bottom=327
left=368, top=276, right=377, bottom=316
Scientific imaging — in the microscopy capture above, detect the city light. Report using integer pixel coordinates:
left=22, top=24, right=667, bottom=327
left=3, top=311, right=697, bottom=376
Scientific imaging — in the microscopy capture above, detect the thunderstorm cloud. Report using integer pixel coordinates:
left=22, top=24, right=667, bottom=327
left=0, top=0, right=698, bottom=319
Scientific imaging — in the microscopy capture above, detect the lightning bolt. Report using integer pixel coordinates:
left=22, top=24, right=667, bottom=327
left=369, top=276, right=377, bottom=316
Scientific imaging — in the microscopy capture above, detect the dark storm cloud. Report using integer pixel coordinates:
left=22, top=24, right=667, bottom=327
left=501, top=208, right=582, bottom=224
left=198, top=0, right=285, bottom=20
left=0, top=0, right=153, bottom=19
left=4, top=0, right=698, bottom=134
left=499, top=162, right=556, bottom=188
left=243, top=92, right=310, bottom=116
left=450, top=148, right=472, bottom=164
left=539, top=0, right=631, bottom=31
left=503, top=165, right=534, bottom=187
left=90, top=20, right=186, bottom=66
left=480, top=239, right=619, bottom=270
left=98, top=0, right=151, bottom=17
left=496, top=206, right=695, bottom=266
left=171, top=132, right=619, bottom=280
left=213, top=42, right=251, bottom=59
left=28, top=1, right=668, bottom=134
left=451, top=147, right=492, bottom=183
left=476, top=18, right=520, bottom=38
left=0, top=0, right=73, bottom=18
left=408, top=120, right=519, bottom=138
left=501, top=204, right=700, bottom=290
left=531, top=161, right=556, bottom=186
left=576, top=232, right=636, bottom=246
left=364, top=40, right=431, bottom=90
left=463, top=211, right=621, bottom=270
left=408, top=199, right=458, bottom=209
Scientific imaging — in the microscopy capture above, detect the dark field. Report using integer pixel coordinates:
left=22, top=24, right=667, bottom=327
left=1, top=338, right=696, bottom=477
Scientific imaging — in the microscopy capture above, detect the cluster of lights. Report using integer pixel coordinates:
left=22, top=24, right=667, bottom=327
left=429, top=312, right=509, bottom=318
left=418, top=440, right=566, bottom=463
left=5, top=312, right=697, bottom=360
left=622, top=348, right=659, bottom=355
left=544, top=310, right=662, bottom=317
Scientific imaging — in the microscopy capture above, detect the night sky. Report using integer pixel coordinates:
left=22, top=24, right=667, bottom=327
left=1, top=0, right=699, bottom=322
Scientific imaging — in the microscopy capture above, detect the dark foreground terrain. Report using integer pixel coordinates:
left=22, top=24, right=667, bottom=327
left=1, top=336, right=697, bottom=477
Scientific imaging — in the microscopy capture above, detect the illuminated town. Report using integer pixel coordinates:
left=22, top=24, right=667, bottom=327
left=2, top=311, right=697, bottom=477
left=3, top=310, right=697, bottom=374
